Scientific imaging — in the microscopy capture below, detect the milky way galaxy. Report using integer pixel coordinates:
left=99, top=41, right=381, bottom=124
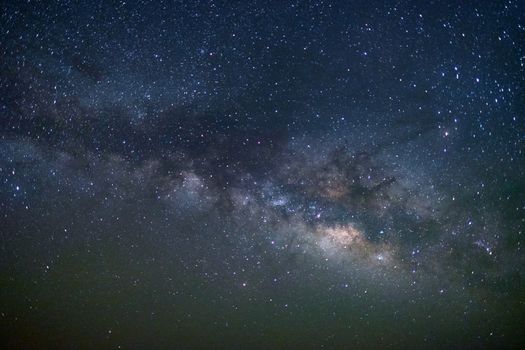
left=1, top=1, right=524, bottom=349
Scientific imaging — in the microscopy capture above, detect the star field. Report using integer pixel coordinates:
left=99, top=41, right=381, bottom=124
left=1, top=0, right=524, bottom=349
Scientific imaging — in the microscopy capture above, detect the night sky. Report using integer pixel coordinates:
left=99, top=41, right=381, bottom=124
left=1, top=0, right=524, bottom=349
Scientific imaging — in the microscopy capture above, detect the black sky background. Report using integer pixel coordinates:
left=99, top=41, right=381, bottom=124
left=1, top=0, right=524, bottom=349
